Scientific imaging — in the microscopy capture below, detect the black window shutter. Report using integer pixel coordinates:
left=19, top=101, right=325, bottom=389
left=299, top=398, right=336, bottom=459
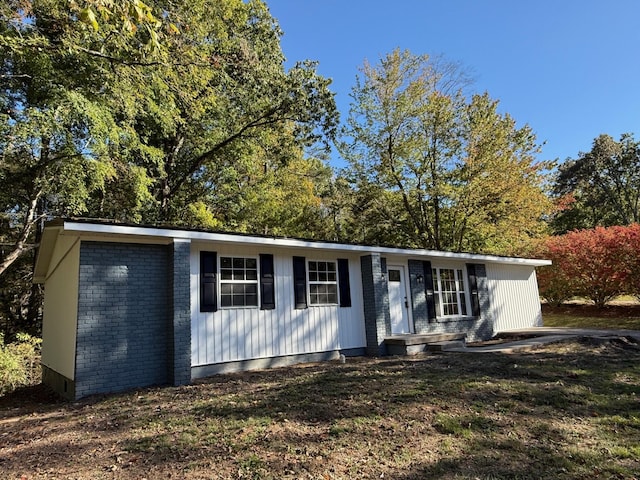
left=467, top=263, right=481, bottom=317
left=200, top=251, right=217, bottom=312
left=259, top=254, right=275, bottom=310
left=337, top=258, right=352, bottom=307
left=422, top=260, right=437, bottom=321
left=292, top=256, right=307, bottom=309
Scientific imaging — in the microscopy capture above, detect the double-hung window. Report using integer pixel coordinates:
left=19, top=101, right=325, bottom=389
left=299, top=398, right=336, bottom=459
left=308, top=260, right=338, bottom=305
left=220, top=256, right=258, bottom=307
left=432, top=267, right=468, bottom=317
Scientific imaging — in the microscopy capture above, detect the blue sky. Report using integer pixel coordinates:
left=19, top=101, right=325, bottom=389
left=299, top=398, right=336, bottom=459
left=267, top=0, right=640, bottom=169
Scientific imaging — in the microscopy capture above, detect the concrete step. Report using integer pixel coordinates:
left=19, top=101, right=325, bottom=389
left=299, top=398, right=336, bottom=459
left=426, top=340, right=466, bottom=352
left=385, top=334, right=467, bottom=356
left=385, top=333, right=465, bottom=346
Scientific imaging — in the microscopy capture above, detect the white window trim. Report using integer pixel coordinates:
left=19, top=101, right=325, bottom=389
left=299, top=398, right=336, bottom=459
left=219, top=255, right=260, bottom=309
left=432, top=266, right=471, bottom=319
left=307, top=259, right=339, bottom=306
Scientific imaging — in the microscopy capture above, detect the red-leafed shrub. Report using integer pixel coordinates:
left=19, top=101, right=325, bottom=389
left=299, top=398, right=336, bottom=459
left=530, top=224, right=640, bottom=307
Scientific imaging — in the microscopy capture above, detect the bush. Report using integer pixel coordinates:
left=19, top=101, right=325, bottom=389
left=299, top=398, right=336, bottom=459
left=0, top=333, right=42, bottom=395
left=531, top=224, right=640, bottom=307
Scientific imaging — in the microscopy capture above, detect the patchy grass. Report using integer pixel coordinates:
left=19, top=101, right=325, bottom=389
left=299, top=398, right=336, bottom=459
left=543, top=303, right=640, bottom=330
left=1, top=337, right=639, bottom=479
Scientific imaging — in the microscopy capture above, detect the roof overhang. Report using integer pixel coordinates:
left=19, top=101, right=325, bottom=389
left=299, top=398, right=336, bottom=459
left=33, top=223, right=63, bottom=283
left=33, top=219, right=552, bottom=283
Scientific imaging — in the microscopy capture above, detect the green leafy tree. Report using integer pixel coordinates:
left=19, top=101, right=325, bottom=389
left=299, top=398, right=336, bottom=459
left=190, top=148, right=336, bottom=238
left=1, top=0, right=168, bottom=61
left=551, top=133, right=640, bottom=233
left=339, top=49, right=552, bottom=253
left=103, top=0, right=338, bottom=223
left=1, top=0, right=168, bottom=280
left=1, top=0, right=337, bottom=272
left=0, top=0, right=337, bottom=335
left=0, top=0, right=152, bottom=333
left=0, top=19, right=129, bottom=279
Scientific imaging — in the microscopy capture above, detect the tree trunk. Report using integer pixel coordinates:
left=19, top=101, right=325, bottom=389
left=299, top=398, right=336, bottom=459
left=0, top=193, right=42, bottom=278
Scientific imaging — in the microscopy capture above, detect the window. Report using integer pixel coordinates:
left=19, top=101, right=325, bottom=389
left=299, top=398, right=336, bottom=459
left=432, top=267, right=468, bottom=317
left=388, top=269, right=401, bottom=282
left=308, top=260, right=338, bottom=305
left=220, top=256, right=258, bottom=307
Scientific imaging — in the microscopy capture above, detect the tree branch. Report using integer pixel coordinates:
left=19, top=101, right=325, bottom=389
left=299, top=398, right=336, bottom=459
left=166, top=103, right=288, bottom=200
left=0, top=193, right=43, bottom=278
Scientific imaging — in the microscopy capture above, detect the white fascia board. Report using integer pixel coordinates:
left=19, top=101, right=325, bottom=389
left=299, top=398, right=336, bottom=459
left=60, top=220, right=552, bottom=267
left=371, top=247, right=552, bottom=267
left=33, top=226, right=62, bottom=283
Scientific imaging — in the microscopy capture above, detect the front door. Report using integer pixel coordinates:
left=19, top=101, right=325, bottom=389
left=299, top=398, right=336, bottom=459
left=388, top=265, right=411, bottom=334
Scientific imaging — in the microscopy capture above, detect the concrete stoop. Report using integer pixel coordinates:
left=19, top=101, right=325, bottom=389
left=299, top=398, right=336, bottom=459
left=425, top=340, right=466, bottom=352
left=445, top=334, right=579, bottom=353
left=385, top=333, right=466, bottom=356
left=385, top=327, right=640, bottom=357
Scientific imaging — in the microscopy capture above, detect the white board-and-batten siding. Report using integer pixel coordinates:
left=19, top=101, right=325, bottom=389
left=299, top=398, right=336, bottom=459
left=190, top=243, right=366, bottom=367
left=486, top=263, right=543, bottom=332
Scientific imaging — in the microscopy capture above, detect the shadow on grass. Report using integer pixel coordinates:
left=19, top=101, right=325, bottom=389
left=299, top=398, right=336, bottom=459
left=188, top=337, right=639, bottom=423
left=1, top=338, right=638, bottom=478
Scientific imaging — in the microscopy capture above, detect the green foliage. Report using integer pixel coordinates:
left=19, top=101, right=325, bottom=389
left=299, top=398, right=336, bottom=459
left=218, top=155, right=335, bottom=238
left=1, top=0, right=157, bottom=283
left=339, top=49, right=553, bottom=253
left=0, top=254, right=42, bottom=338
left=0, top=0, right=337, bottom=336
left=552, top=133, right=640, bottom=233
left=1, top=0, right=337, bottom=232
left=90, top=0, right=338, bottom=224
left=0, top=332, right=41, bottom=395
left=1, top=0, right=168, bottom=61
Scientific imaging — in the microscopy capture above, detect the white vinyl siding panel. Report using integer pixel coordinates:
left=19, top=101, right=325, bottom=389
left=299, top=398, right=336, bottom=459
left=486, top=263, right=543, bottom=332
left=190, top=244, right=366, bottom=367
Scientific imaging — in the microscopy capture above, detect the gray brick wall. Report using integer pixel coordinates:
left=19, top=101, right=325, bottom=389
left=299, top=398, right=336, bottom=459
left=170, top=240, right=191, bottom=386
left=405, top=261, right=494, bottom=342
left=75, top=242, right=171, bottom=399
left=408, top=260, right=429, bottom=334
left=360, top=254, right=390, bottom=356
left=473, top=264, right=494, bottom=340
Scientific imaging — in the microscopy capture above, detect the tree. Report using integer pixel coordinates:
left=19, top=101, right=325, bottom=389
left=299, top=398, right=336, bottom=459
left=0, top=0, right=150, bottom=334
left=531, top=225, right=640, bottom=307
left=1, top=0, right=169, bottom=61
left=189, top=150, right=336, bottom=238
left=0, top=0, right=338, bottom=335
left=0, top=0, right=179, bottom=281
left=103, top=0, right=338, bottom=224
left=339, top=49, right=552, bottom=253
left=1, top=0, right=338, bottom=274
left=551, top=133, right=640, bottom=233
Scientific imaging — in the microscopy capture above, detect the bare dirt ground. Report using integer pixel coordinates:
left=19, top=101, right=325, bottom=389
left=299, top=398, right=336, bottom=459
left=1, top=335, right=639, bottom=480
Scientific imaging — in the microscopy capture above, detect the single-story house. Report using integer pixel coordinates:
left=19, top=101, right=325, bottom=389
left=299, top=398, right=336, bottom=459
left=34, top=219, right=550, bottom=400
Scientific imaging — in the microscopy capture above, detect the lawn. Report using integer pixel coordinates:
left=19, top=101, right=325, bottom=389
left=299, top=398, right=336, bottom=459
left=542, top=303, right=640, bottom=330
left=1, top=331, right=639, bottom=479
